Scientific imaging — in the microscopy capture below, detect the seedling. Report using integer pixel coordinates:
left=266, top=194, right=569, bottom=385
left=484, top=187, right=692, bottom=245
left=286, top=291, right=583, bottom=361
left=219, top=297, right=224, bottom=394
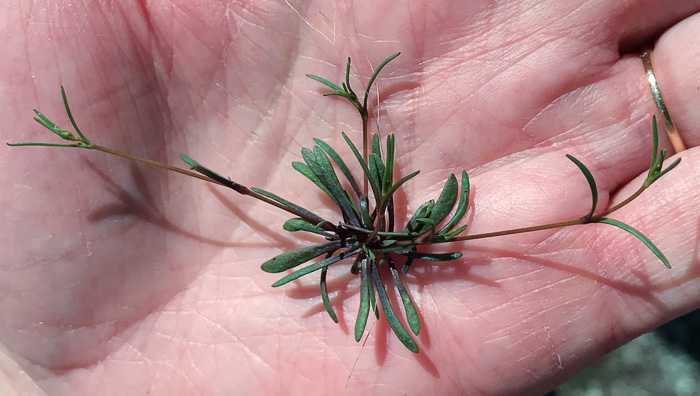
left=8, top=53, right=680, bottom=353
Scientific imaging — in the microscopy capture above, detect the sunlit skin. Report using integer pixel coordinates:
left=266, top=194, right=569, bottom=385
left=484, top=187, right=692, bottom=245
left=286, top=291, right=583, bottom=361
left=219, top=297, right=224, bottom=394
left=2, top=1, right=700, bottom=395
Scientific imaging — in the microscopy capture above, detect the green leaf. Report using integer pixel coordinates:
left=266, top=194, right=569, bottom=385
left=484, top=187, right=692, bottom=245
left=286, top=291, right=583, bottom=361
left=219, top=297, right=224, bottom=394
left=403, top=200, right=435, bottom=234
left=60, top=86, right=89, bottom=142
left=272, top=247, right=361, bottom=287
left=250, top=187, right=327, bottom=226
left=292, top=161, right=333, bottom=198
left=282, top=218, right=334, bottom=237
left=6, top=142, right=86, bottom=148
left=313, top=138, right=363, bottom=198
left=300, top=146, right=360, bottom=225
left=321, top=267, right=338, bottom=323
left=428, top=173, right=459, bottom=227
left=306, top=74, right=344, bottom=92
left=364, top=52, right=401, bottom=105
left=180, top=154, right=230, bottom=185
left=648, top=116, right=660, bottom=179
left=369, top=267, right=379, bottom=318
left=593, top=218, right=671, bottom=268
left=343, top=132, right=381, bottom=200
left=382, top=170, right=421, bottom=204
left=344, top=57, right=357, bottom=98
left=416, top=218, right=438, bottom=238
left=438, top=170, right=470, bottom=235
left=300, top=149, right=338, bottom=196
left=261, top=240, right=343, bottom=273
left=180, top=154, right=251, bottom=194
left=645, top=117, right=682, bottom=187
left=397, top=250, right=463, bottom=261
left=359, top=195, right=373, bottom=229
left=389, top=263, right=420, bottom=335
left=372, top=133, right=382, bottom=159
left=382, top=135, right=395, bottom=195
left=439, top=225, right=468, bottom=241
left=355, top=258, right=371, bottom=341
left=371, top=260, right=419, bottom=353
left=566, top=154, right=598, bottom=222
left=369, top=153, right=385, bottom=196
left=653, top=157, right=681, bottom=183
left=311, top=146, right=361, bottom=225
left=32, top=110, right=76, bottom=141
left=401, top=248, right=417, bottom=274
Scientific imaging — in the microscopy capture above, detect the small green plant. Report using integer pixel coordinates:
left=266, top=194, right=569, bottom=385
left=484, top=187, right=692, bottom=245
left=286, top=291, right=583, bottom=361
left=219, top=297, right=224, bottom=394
left=8, top=53, right=680, bottom=353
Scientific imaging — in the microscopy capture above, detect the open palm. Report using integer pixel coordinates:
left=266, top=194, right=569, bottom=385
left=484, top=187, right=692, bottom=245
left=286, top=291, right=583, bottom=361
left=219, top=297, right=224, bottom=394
left=3, top=1, right=700, bottom=394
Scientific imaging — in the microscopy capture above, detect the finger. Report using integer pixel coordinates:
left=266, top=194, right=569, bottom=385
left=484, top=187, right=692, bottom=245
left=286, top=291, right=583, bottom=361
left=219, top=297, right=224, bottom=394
left=644, top=12, right=700, bottom=149
left=607, top=0, right=700, bottom=51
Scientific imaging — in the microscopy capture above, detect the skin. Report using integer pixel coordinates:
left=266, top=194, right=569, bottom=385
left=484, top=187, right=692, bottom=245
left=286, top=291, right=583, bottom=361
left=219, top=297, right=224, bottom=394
left=2, top=0, right=700, bottom=394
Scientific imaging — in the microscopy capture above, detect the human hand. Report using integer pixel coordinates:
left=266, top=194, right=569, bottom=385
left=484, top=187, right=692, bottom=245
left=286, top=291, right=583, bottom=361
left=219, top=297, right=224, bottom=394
left=2, top=1, right=700, bottom=394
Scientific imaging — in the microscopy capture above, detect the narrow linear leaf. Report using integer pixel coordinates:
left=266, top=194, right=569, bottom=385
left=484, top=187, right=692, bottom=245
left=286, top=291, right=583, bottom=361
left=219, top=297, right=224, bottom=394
left=364, top=52, right=401, bottom=102
left=648, top=116, right=659, bottom=179
left=403, top=200, right=435, bottom=234
left=594, top=218, right=671, bottom=269
left=180, top=154, right=249, bottom=194
left=32, top=110, right=76, bottom=141
left=306, top=74, right=344, bottom=92
left=416, top=218, right=438, bottom=239
left=283, top=218, right=334, bottom=237
left=382, top=170, right=421, bottom=205
left=261, top=240, right=343, bottom=273
left=292, top=161, right=333, bottom=197
left=60, top=86, right=89, bottom=142
left=371, top=261, right=419, bottom=353
left=343, top=132, right=381, bottom=200
left=371, top=133, right=382, bottom=160
left=566, top=154, right=598, bottom=221
left=344, top=190, right=361, bottom=218
left=644, top=116, right=681, bottom=186
left=272, top=247, right=362, bottom=287
left=382, top=135, right=395, bottom=195
left=355, top=258, right=371, bottom=341
left=387, top=197, right=396, bottom=232
left=321, top=267, right=338, bottom=323
left=397, top=250, right=463, bottom=262
left=389, top=263, right=420, bottom=335
left=428, top=173, right=459, bottom=227
left=438, top=170, right=470, bottom=234
left=401, top=249, right=417, bottom=274
left=369, top=268, right=379, bottom=318
left=369, top=153, right=385, bottom=195
left=312, top=146, right=361, bottom=225
left=373, top=244, right=420, bottom=254
left=654, top=158, right=681, bottom=182
left=299, top=147, right=360, bottom=226
left=440, top=225, right=468, bottom=241
left=7, top=142, right=85, bottom=148
left=344, top=57, right=357, bottom=98
left=359, top=195, right=373, bottom=229
left=313, top=138, right=363, bottom=197
left=322, top=91, right=356, bottom=100
left=250, top=187, right=327, bottom=226
left=33, top=110, right=55, bottom=129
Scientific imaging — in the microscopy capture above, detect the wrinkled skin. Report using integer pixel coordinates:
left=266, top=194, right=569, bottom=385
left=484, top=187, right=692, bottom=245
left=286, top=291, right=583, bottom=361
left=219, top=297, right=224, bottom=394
left=2, top=1, right=700, bottom=394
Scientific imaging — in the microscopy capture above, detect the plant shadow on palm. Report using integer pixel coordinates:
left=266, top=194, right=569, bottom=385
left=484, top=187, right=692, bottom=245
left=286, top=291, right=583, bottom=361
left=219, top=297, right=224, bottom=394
left=8, top=52, right=680, bottom=356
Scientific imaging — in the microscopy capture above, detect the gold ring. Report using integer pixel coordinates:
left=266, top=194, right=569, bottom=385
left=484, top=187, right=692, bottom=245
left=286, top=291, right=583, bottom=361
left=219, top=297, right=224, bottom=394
left=640, top=48, right=686, bottom=152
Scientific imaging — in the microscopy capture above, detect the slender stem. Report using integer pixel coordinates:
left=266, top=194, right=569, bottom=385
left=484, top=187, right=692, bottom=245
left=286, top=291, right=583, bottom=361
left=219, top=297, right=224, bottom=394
left=92, top=144, right=216, bottom=184
left=93, top=144, right=336, bottom=231
left=419, top=218, right=584, bottom=245
left=596, top=185, right=646, bottom=218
